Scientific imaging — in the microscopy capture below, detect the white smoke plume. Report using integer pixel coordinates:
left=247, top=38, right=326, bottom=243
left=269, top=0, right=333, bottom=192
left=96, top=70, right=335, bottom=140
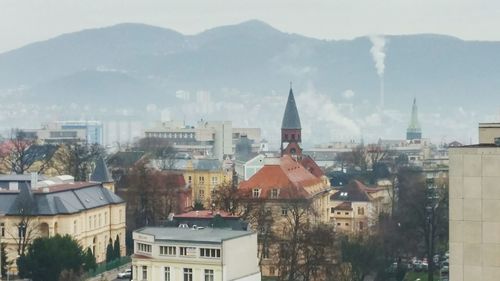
left=369, top=35, right=386, bottom=77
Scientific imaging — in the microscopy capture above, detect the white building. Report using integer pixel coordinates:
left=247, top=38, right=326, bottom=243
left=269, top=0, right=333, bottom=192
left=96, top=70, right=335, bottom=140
left=145, top=120, right=261, bottom=160
left=132, top=227, right=261, bottom=281
left=21, top=121, right=104, bottom=144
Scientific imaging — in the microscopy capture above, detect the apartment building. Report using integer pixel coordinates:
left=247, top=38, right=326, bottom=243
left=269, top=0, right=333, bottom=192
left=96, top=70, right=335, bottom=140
left=132, top=227, right=260, bottom=281
left=449, top=123, right=500, bottom=281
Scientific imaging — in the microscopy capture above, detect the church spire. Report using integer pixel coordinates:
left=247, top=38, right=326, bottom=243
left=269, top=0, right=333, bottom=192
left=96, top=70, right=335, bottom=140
left=406, top=98, right=422, bottom=140
left=281, top=85, right=302, bottom=157
left=281, top=86, right=302, bottom=130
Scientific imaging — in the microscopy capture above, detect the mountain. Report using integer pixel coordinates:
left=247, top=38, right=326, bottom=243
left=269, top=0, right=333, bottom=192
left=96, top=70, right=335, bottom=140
left=0, top=20, right=499, bottom=143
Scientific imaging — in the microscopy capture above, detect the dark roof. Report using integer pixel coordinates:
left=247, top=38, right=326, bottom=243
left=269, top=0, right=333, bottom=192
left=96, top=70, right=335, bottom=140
left=90, top=157, right=113, bottom=183
left=107, top=151, right=145, bottom=168
left=173, top=159, right=222, bottom=171
left=1, top=182, right=124, bottom=216
left=281, top=87, right=301, bottom=129
left=330, top=180, right=371, bottom=202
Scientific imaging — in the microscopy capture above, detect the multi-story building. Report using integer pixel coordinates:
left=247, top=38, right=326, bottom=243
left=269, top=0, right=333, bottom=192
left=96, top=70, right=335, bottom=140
left=449, top=123, right=500, bottom=281
left=328, top=180, right=392, bottom=233
left=144, top=120, right=261, bottom=160
left=172, top=159, right=231, bottom=208
left=0, top=177, right=126, bottom=270
left=131, top=227, right=260, bottom=281
left=22, top=121, right=103, bottom=145
left=237, top=86, right=331, bottom=277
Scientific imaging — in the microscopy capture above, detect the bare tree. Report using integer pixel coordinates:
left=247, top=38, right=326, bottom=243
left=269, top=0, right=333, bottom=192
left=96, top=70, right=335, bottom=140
left=7, top=189, right=40, bottom=257
left=52, top=143, right=103, bottom=181
left=135, top=137, right=177, bottom=170
left=0, top=132, right=54, bottom=174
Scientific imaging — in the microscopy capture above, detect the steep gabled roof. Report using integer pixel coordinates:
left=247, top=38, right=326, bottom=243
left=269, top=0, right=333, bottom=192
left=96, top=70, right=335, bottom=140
left=330, top=180, right=371, bottom=202
left=90, top=157, right=113, bottom=183
left=300, top=155, right=325, bottom=178
left=281, top=87, right=301, bottom=129
left=239, top=155, right=323, bottom=199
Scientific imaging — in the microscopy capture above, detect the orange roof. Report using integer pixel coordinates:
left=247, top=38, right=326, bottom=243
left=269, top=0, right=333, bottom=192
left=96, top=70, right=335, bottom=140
left=300, top=155, right=325, bottom=178
left=239, top=155, right=323, bottom=199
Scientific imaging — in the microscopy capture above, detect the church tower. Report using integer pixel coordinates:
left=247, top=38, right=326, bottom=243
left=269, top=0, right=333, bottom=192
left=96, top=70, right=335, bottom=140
left=281, top=86, right=302, bottom=157
left=406, top=98, right=422, bottom=141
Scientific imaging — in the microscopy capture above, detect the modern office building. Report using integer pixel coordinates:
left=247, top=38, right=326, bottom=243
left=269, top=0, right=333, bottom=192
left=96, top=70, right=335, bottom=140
left=132, top=227, right=260, bottom=281
left=22, top=121, right=104, bottom=144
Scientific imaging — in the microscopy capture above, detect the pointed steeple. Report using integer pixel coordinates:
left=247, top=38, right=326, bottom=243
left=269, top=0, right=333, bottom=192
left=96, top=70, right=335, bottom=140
left=90, top=157, right=113, bottom=183
left=406, top=98, right=422, bottom=140
left=281, top=86, right=302, bottom=129
left=281, top=85, right=303, bottom=157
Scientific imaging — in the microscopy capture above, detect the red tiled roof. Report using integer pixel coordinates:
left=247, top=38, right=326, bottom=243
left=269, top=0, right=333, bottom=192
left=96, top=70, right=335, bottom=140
left=300, top=155, right=325, bottom=178
left=239, top=155, right=323, bottom=199
left=174, top=210, right=239, bottom=219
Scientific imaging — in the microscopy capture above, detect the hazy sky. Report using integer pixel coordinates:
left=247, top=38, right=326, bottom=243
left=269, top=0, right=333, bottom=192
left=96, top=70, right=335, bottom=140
left=0, top=0, right=499, bottom=53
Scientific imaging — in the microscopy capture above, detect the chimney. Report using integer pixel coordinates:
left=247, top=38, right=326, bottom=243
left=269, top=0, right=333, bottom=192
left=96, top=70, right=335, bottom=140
left=30, top=172, right=38, bottom=190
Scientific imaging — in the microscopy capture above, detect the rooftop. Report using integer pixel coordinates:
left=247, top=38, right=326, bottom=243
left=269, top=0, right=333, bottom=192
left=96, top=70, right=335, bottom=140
left=134, top=227, right=254, bottom=243
left=174, top=210, right=240, bottom=219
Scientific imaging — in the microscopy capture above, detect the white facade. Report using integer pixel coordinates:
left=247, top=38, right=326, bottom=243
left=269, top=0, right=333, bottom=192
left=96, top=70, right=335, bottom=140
left=132, top=227, right=260, bottom=281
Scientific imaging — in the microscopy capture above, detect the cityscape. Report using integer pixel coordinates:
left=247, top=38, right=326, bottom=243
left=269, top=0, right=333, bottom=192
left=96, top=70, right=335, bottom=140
left=0, top=1, right=499, bottom=281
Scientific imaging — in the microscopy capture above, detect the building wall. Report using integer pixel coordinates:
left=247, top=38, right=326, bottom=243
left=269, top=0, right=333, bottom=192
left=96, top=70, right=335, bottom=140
left=223, top=233, right=260, bottom=281
left=184, top=169, right=230, bottom=208
left=132, top=232, right=259, bottom=281
left=0, top=202, right=126, bottom=269
left=449, top=146, right=500, bottom=281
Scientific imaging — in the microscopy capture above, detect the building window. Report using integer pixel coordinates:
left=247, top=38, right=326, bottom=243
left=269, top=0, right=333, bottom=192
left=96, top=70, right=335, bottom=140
left=1, top=223, right=4, bottom=237
left=199, top=176, right=205, bottom=185
left=252, top=188, right=261, bottom=198
left=164, top=267, right=170, bottom=281
left=188, top=176, right=192, bottom=184
left=337, top=222, right=341, bottom=226
left=336, top=212, right=341, bottom=215
left=180, top=246, right=196, bottom=257
left=160, top=246, right=176, bottom=256
left=271, top=189, right=279, bottom=199
left=281, top=208, right=288, bottom=216
left=98, top=214, right=102, bottom=227
left=211, top=176, right=218, bottom=186
left=345, top=223, right=349, bottom=226
left=199, top=189, right=205, bottom=200
left=204, top=269, right=214, bottom=281
left=142, top=266, right=147, bottom=280
left=104, top=211, right=108, bottom=225
left=137, top=243, right=152, bottom=253
left=93, top=215, right=97, bottom=228
left=358, top=207, right=365, bottom=215
left=200, top=248, right=221, bottom=258
left=262, top=242, right=270, bottom=259
left=345, top=212, right=349, bottom=215
left=330, top=207, right=335, bottom=213
left=269, top=266, right=275, bottom=275
left=88, top=217, right=92, bottom=229
left=359, top=221, right=364, bottom=230
left=183, top=268, right=193, bottom=281
left=73, top=220, right=77, bottom=234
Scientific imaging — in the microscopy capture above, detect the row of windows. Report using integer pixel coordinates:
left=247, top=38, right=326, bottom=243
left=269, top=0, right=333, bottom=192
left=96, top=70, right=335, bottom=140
left=330, top=207, right=365, bottom=215
left=146, top=132, right=195, bottom=139
left=252, top=188, right=280, bottom=199
left=137, top=243, right=152, bottom=253
left=153, top=245, right=222, bottom=259
left=140, top=266, right=214, bottom=281
left=189, top=176, right=220, bottom=185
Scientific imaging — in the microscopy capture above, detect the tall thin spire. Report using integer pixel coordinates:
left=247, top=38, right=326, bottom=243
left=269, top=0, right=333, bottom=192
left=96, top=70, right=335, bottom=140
left=281, top=86, right=301, bottom=129
left=406, top=98, right=422, bottom=140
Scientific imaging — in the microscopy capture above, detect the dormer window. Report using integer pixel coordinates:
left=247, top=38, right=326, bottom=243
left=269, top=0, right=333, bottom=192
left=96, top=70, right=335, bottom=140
left=271, top=189, right=279, bottom=199
left=252, top=188, right=261, bottom=198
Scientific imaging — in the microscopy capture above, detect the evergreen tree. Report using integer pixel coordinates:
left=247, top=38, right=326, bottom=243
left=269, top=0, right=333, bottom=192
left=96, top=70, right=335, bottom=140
left=105, top=238, right=114, bottom=263
left=113, top=235, right=121, bottom=260
left=19, top=235, right=86, bottom=281
left=1, top=243, right=9, bottom=277
left=82, top=248, right=96, bottom=272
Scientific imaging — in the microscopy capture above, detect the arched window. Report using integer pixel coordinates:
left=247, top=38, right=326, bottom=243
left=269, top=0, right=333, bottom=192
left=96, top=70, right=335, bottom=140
left=39, top=223, right=49, bottom=238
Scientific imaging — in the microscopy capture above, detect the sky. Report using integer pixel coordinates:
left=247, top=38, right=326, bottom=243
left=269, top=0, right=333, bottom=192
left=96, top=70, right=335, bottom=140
left=1, top=0, right=499, bottom=53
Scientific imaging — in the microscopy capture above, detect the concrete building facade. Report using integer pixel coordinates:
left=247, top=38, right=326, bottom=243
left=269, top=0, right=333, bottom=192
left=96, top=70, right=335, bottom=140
left=449, top=123, right=500, bottom=281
